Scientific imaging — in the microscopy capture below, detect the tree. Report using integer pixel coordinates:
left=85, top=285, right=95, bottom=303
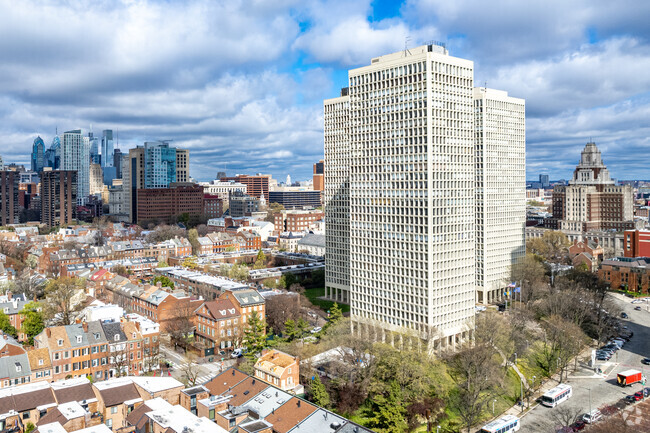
left=447, top=344, right=503, bottom=433
left=266, top=294, right=300, bottom=336
left=329, top=302, right=343, bottom=324
left=311, top=269, right=325, bottom=287
left=145, top=225, right=187, bottom=243
left=279, top=273, right=298, bottom=289
left=151, top=275, right=174, bottom=289
left=112, top=264, right=129, bottom=277
left=265, top=202, right=284, bottom=223
left=406, top=397, right=446, bottom=433
left=309, top=375, right=330, bottom=408
left=20, top=302, right=44, bottom=344
left=367, top=380, right=408, bottom=433
left=228, top=263, right=249, bottom=281
left=0, top=311, right=17, bottom=339
left=167, top=305, right=195, bottom=344
left=188, top=229, right=200, bottom=255
left=243, top=311, right=266, bottom=360
left=25, top=422, right=35, bottom=433
left=283, top=319, right=298, bottom=341
left=196, top=224, right=210, bottom=236
left=43, top=277, right=85, bottom=326
left=111, top=343, right=131, bottom=378
left=181, top=354, right=201, bottom=386
left=296, top=317, right=310, bottom=337
left=13, top=270, right=47, bottom=299
left=510, top=254, right=549, bottom=303
left=157, top=260, right=169, bottom=268
left=526, top=231, right=570, bottom=263
left=182, top=256, right=198, bottom=269
left=254, top=250, right=266, bottom=269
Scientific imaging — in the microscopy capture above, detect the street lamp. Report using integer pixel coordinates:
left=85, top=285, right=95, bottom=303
left=514, top=352, right=517, bottom=365
left=493, top=398, right=497, bottom=415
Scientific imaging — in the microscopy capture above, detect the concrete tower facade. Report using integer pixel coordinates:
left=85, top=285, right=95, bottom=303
left=473, top=88, right=526, bottom=304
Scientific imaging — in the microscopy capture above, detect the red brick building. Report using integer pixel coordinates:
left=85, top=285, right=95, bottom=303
left=136, top=184, right=204, bottom=226
left=222, top=174, right=270, bottom=199
left=274, top=209, right=324, bottom=234
left=599, top=257, right=650, bottom=294
left=203, top=194, right=223, bottom=219
left=623, top=230, right=650, bottom=258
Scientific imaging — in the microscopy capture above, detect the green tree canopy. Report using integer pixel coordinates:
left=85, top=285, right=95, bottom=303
left=310, top=375, right=330, bottom=408
left=0, top=311, right=17, bottom=339
left=152, top=275, right=174, bottom=289
left=20, top=301, right=44, bottom=345
left=243, top=311, right=266, bottom=361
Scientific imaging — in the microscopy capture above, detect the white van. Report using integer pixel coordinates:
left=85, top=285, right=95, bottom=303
left=231, top=348, right=243, bottom=358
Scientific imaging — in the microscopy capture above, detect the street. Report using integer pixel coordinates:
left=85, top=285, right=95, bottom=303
left=158, top=344, right=237, bottom=385
left=519, top=293, right=650, bottom=432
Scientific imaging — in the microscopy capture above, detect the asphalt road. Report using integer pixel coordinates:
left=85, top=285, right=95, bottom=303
left=519, top=293, right=650, bottom=432
left=159, top=344, right=237, bottom=385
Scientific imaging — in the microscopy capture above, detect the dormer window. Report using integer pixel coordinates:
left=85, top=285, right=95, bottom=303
left=3, top=308, right=7, bottom=314
left=132, top=333, right=136, bottom=339
left=38, top=359, right=44, bottom=366
left=114, top=335, right=120, bottom=342
left=76, top=336, right=82, bottom=343
left=57, top=339, right=63, bottom=346
left=15, top=363, right=21, bottom=372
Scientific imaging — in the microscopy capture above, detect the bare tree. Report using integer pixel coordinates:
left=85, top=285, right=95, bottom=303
left=166, top=304, right=195, bottom=345
left=111, top=343, right=131, bottom=378
left=546, top=405, right=584, bottom=431
left=446, top=344, right=503, bottom=433
left=142, top=345, right=162, bottom=373
left=181, top=354, right=201, bottom=386
left=265, top=293, right=301, bottom=335
left=43, top=277, right=85, bottom=326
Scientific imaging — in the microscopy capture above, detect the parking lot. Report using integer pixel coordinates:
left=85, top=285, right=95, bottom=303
left=519, top=293, right=650, bottom=432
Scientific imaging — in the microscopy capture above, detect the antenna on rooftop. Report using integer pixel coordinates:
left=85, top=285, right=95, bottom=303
left=403, top=36, right=412, bottom=57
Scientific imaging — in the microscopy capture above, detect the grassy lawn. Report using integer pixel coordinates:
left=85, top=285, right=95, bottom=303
left=303, top=287, right=350, bottom=313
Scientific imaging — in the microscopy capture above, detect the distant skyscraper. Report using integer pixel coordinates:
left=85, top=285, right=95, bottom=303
left=474, top=88, right=526, bottom=304
left=0, top=155, right=4, bottom=171
left=45, top=135, right=61, bottom=170
left=113, top=148, right=123, bottom=178
left=539, top=174, right=550, bottom=188
left=325, top=44, right=476, bottom=351
left=101, top=130, right=114, bottom=168
left=0, top=171, right=20, bottom=225
left=286, top=174, right=291, bottom=186
left=31, top=136, right=45, bottom=173
left=41, top=170, right=77, bottom=227
left=61, top=129, right=90, bottom=204
left=89, top=131, right=100, bottom=165
left=176, top=148, right=189, bottom=183
left=144, top=141, right=177, bottom=188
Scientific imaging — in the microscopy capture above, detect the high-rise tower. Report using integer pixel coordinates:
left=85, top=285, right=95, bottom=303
left=101, top=130, right=114, bottom=168
left=31, top=136, right=45, bottom=173
left=473, top=88, right=526, bottom=304
left=60, top=129, right=90, bottom=205
left=325, top=44, right=476, bottom=350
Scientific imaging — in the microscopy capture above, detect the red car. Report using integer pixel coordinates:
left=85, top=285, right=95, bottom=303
left=571, top=421, right=586, bottom=431
left=633, top=391, right=644, bottom=401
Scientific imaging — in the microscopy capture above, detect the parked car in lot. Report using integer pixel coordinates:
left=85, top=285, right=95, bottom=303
left=634, top=306, right=642, bottom=310
left=621, top=312, right=628, bottom=318
left=641, top=358, right=650, bottom=365
left=633, top=391, right=644, bottom=401
left=624, top=395, right=636, bottom=404
left=582, top=410, right=602, bottom=424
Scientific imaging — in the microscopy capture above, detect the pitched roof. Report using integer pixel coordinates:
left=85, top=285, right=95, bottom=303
left=27, top=348, right=51, bottom=370
left=52, top=382, right=95, bottom=404
left=100, top=321, right=127, bottom=343
left=36, top=408, right=66, bottom=427
left=96, top=383, right=140, bottom=407
left=201, top=299, right=238, bottom=321
left=263, top=397, right=317, bottom=433
left=12, top=385, right=56, bottom=412
left=228, top=289, right=264, bottom=307
left=203, top=368, right=248, bottom=396
left=226, top=377, right=268, bottom=407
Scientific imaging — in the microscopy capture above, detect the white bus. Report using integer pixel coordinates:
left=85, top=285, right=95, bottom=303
left=481, top=415, right=521, bottom=433
left=541, top=383, right=572, bottom=407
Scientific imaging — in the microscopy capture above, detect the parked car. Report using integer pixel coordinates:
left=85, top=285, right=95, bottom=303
left=641, top=358, right=650, bottom=365
left=582, top=410, right=602, bottom=424
left=634, top=306, right=642, bottom=311
left=310, top=326, right=322, bottom=334
left=621, top=312, right=628, bottom=318
left=633, top=392, right=644, bottom=401
left=624, top=395, right=636, bottom=404
left=231, top=348, right=243, bottom=358
left=570, top=420, right=586, bottom=431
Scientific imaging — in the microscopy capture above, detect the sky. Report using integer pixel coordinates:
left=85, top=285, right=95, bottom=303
left=1, top=0, right=649, bottom=182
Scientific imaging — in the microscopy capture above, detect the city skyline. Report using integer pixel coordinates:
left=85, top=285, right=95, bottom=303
left=0, top=1, right=649, bottom=181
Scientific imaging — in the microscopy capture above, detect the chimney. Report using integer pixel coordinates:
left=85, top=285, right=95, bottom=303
left=297, top=400, right=301, bottom=408
left=6, top=291, right=11, bottom=301
left=46, top=328, right=51, bottom=338
left=82, top=322, right=88, bottom=333
left=75, top=318, right=81, bottom=324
